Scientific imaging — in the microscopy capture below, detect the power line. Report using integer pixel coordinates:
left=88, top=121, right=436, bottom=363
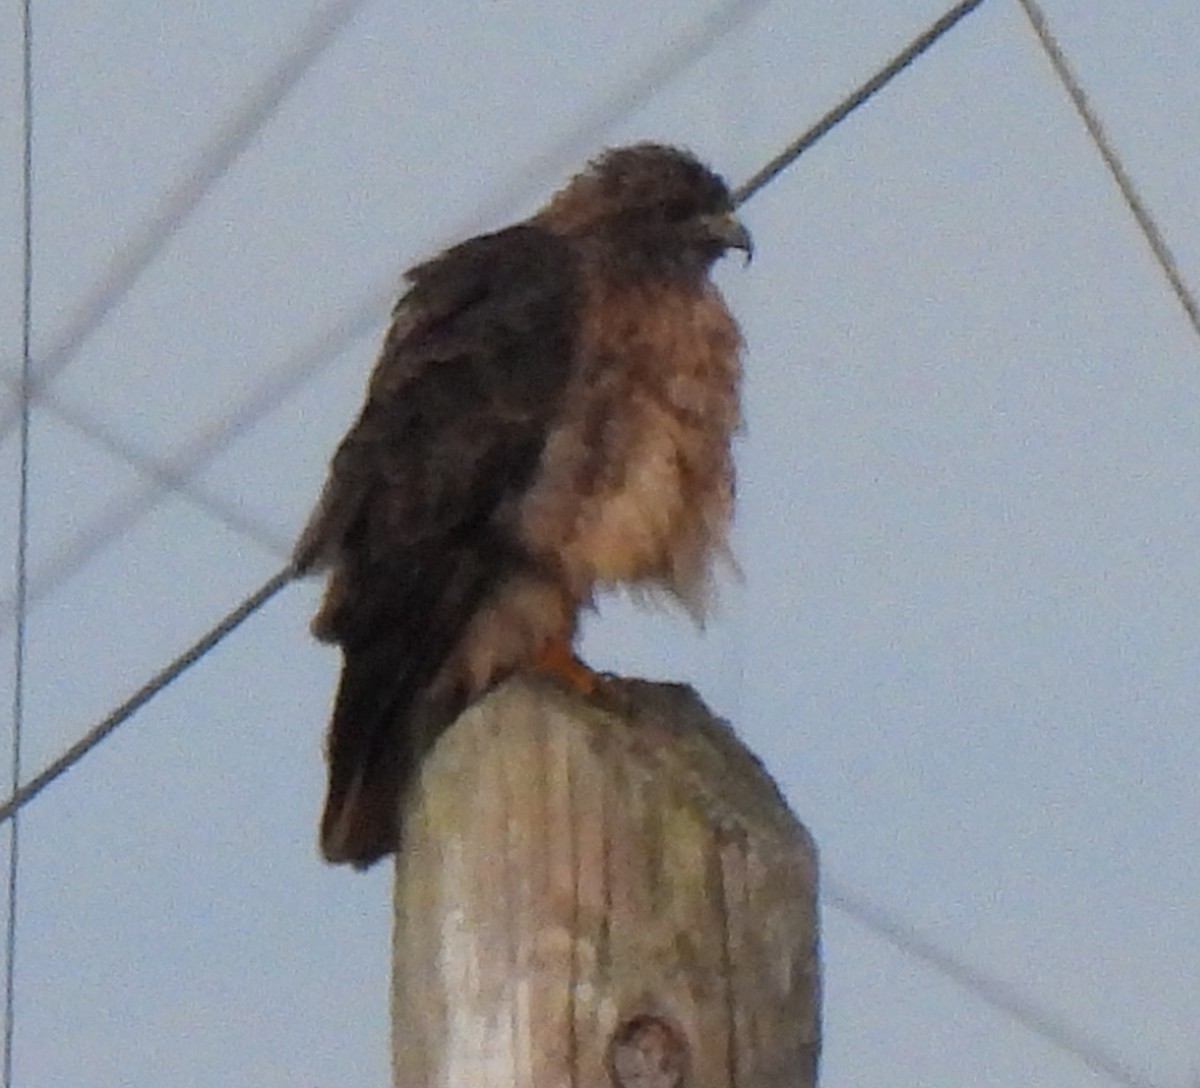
left=824, top=878, right=1162, bottom=1088
left=0, top=0, right=774, bottom=627
left=33, top=391, right=292, bottom=556
left=461, top=0, right=774, bottom=236
left=0, top=567, right=294, bottom=828
left=733, top=0, right=989, bottom=206
left=0, top=296, right=391, bottom=630
left=1015, top=0, right=1200, bottom=343
left=4, top=0, right=35, bottom=1081
left=0, top=306, right=368, bottom=624
left=0, top=0, right=374, bottom=447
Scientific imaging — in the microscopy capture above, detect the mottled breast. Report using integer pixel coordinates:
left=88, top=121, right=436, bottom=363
left=518, top=270, right=742, bottom=615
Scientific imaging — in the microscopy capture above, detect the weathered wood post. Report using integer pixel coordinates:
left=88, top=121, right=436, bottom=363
left=392, top=674, right=820, bottom=1088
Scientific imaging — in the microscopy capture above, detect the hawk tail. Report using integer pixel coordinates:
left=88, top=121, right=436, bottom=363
left=319, top=647, right=412, bottom=867
left=318, top=546, right=499, bottom=868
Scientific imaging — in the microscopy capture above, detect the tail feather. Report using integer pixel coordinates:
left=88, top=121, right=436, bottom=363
left=317, top=544, right=502, bottom=867
left=318, top=643, right=417, bottom=866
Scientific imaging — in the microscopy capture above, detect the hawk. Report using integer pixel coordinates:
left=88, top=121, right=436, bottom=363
left=295, top=143, right=751, bottom=867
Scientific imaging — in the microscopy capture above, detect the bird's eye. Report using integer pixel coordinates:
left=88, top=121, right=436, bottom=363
left=660, top=198, right=695, bottom=223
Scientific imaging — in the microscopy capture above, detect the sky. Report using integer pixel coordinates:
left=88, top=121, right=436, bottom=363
left=1, top=0, right=1198, bottom=1084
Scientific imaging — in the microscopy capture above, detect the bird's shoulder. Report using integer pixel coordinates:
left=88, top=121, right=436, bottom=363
left=380, top=223, right=580, bottom=374
left=293, top=223, right=583, bottom=572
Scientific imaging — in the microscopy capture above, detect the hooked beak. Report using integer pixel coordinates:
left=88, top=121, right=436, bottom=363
left=700, top=210, right=753, bottom=263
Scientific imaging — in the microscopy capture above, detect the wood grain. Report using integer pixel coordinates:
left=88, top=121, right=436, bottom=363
left=392, top=674, right=820, bottom=1088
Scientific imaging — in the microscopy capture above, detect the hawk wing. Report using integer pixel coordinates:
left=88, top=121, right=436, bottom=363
left=296, top=224, right=580, bottom=865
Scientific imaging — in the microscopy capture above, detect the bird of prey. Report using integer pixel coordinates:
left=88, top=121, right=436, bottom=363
left=295, top=143, right=751, bottom=867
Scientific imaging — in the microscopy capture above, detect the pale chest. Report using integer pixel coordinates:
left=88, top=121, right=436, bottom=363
left=518, top=278, right=742, bottom=606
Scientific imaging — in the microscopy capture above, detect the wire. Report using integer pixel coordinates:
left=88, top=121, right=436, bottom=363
left=0, top=0, right=374, bottom=447
left=733, top=0, right=990, bottom=206
left=0, top=302, right=379, bottom=626
left=1015, top=0, right=1200, bottom=342
left=4, top=0, right=34, bottom=1081
left=0, top=566, right=294, bottom=828
left=0, top=0, right=774, bottom=627
left=824, top=878, right=1162, bottom=1088
left=461, top=0, right=774, bottom=236
left=33, top=389, right=292, bottom=556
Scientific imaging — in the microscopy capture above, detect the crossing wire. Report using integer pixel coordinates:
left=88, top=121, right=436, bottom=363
left=0, top=567, right=295, bottom=826
left=0, top=0, right=374, bottom=446
left=1016, top=0, right=1200, bottom=342
left=825, top=878, right=1162, bottom=1088
left=732, top=0, right=987, bottom=205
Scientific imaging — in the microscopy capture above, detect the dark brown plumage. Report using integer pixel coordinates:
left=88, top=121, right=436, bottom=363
left=296, top=143, right=750, bottom=867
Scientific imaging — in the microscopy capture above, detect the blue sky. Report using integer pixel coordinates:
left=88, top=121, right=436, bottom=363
left=2, top=1, right=1197, bottom=1084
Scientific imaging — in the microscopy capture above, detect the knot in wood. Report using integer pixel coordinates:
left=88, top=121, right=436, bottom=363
left=607, top=1014, right=688, bottom=1088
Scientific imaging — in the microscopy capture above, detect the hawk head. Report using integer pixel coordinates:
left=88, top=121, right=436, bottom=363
left=536, top=143, right=752, bottom=275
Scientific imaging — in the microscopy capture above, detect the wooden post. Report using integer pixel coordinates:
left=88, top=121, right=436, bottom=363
left=392, top=674, right=820, bottom=1088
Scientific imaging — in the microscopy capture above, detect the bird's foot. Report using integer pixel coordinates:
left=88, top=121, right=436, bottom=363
left=533, top=637, right=599, bottom=696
